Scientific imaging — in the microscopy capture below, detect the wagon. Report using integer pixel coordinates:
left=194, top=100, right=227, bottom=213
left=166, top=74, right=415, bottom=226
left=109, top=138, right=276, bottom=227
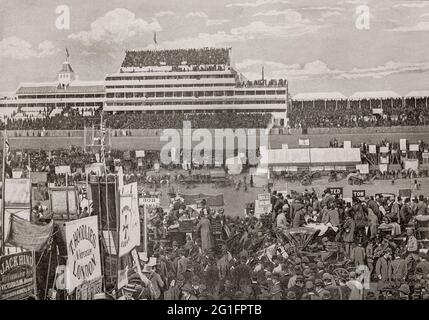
left=348, top=175, right=363, bottom=185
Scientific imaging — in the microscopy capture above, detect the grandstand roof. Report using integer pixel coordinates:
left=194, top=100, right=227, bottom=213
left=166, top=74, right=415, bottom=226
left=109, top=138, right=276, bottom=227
left=16, top=81, right=105, bottom=95
left=349, top=91, right=401, bottom=100
left=292, top=92, right=347, bottom=101
left=404, top=90, right=429, bottom=99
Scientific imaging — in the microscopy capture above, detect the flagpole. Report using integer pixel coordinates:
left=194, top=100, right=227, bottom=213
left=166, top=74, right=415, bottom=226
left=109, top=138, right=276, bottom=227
left=1, top=129, right=7, bottom=255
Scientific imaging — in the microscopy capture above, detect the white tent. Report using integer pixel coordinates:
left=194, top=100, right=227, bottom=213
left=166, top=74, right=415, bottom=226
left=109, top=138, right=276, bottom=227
left=405, top=90, right=429, bottom=99
left=292, top=92, right=347, bottom=101
left=349, top=91, right=402, bottom=100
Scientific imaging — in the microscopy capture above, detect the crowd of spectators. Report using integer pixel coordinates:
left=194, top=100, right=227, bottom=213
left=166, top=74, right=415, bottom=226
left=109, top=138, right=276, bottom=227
left=121, top=48, right=230, bottom=68
left=289, top=98, right=429, bottom=129
left=103, top=187, right=429, bottom=300
left=0, top=107, right=101, bottom=131
left=105, top=112, right=272, bottom=129
left=237, top=78, right=288, bottom=88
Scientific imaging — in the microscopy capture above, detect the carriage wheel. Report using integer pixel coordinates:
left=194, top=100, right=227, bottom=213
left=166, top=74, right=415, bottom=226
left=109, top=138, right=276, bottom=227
left=333, top=268, right=349, bottom=281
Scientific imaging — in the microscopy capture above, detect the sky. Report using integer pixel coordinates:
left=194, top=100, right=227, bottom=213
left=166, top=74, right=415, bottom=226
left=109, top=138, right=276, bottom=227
left=1, top=0, right=429, bottom=96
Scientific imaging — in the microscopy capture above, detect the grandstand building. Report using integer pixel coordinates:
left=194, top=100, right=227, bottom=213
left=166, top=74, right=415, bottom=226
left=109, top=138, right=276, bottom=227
left=0, top=57, right=104, bottom=121
left=103, top=48, right=289, bottom=128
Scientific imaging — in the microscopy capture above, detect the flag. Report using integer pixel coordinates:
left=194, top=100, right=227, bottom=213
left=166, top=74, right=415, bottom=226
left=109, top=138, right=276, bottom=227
left=6, top=214, right=53, bottom=251
left=298, top=138, right=310, bottom=146
left=153, top=32, right=157, bottom=45
left=66, top=47, right=70, bottom=59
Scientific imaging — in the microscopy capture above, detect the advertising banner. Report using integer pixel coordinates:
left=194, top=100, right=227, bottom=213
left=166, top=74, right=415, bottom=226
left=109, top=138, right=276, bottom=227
left=0, top=251, right=35, bottom=300
left=64, top=216, right=102, bottom=293
left=328, top=187, right=343, bottom=199
left=118, top=193, right=141, bottom=257
left=55, top=166, right=71, bottom=175
left=352, top=190, right=366, bottom=199
left=5, top=179, right=31, bottom=208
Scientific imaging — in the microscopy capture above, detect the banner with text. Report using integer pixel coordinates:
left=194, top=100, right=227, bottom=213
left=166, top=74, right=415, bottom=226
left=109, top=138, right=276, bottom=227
left=64, top=216, right=102, bottom=293
left=0, top=251, right=35, bottom=300
left=119, top=192, right=141, bottom=257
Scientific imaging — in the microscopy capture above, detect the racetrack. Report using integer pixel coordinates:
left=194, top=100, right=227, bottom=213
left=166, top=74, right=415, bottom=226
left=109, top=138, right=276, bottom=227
left=7, top=130, right=429, bottom=151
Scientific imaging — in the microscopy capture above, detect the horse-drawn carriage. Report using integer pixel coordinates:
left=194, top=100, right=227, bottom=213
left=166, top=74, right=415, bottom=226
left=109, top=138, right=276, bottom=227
left=347, top=172, right=373, bottom=185
left=328, top=170, right=346, bottom=182
left=301, top=171, right=322, bottom=186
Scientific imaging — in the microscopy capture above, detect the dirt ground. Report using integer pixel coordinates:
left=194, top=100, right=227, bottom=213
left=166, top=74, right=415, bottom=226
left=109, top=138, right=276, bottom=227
left=150, top=174, right=429, bottom=218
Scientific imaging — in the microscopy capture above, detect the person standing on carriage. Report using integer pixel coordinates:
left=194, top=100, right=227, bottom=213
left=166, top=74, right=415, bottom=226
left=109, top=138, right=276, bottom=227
left=405, top=227, right=419, bottom=272
left=197, top=211, right=213, bottom=253
left=276, top=208, right=288, bottom=231
left=342, top=213, right=355, bottom=258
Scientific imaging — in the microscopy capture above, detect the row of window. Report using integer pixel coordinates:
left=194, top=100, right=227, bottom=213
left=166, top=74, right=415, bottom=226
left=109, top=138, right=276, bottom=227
left=106, top=83, right=235, bottom=89
left=18, top=94, right=105, bottom=99
left=105, top=74, right=235, bottom=81
left=0, top=102, right=103, bottom=108
left=106, top=90, right=286, bottom=99
left=106, top=100, right=285, bottom=106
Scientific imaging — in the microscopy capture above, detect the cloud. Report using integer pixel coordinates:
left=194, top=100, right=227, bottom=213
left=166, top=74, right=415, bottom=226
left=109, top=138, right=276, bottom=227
left=387, top=21, right=429, bottom=31
left=319, top=11, right=343, bottom=21
left=0, top=37, right=58, bottom=60
left=155, top=11, right=175, bottom=17
left=338, top=61, right=429, bottom=79
left=144, top=32, right=239, bottom=49
left=186, top=11, right=209, bottom=18
left=253, top=9, right=296, bottom=16
left=69, top=8, right=161, bottom=46
left=336, top=0, right=368, bottom=5
left=185, top=12, right=228, bottom=26
left=206, top=19, right=229, bottom=26
left=236, top=59, right=337, bottom=80
left=226, top=0, right=288, bottom=8
left=300, top=6, right=345, bottom=11
left=230, top=19, right=322, bottom=38
left=146, top=15, right=320, bottom=50
left=393, top=2, right=429, bottom=8
left=37, top=40, right=59, bottom=58
left=236, top=59, right=429, bottom=80
left=80, top=50, right=97, bottom=57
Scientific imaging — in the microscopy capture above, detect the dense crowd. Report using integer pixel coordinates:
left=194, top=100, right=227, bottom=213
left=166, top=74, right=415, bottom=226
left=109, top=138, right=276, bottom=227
left=121, top=48, right=230, bottom=68
left=122, top=188, right=429, bottom=300
left=289, top=98, right=429, bottom=129
left=0, top=107, right=100, bottom=131
left=0, top=108, right=271, bottom=130
left=105, top=112, right=272, bottom=129
left=237, top=79, right=288, bottom=88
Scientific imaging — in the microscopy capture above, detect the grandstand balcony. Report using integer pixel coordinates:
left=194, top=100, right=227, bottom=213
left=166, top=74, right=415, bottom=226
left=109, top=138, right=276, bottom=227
left=104, top=101, right=285, bottom=112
